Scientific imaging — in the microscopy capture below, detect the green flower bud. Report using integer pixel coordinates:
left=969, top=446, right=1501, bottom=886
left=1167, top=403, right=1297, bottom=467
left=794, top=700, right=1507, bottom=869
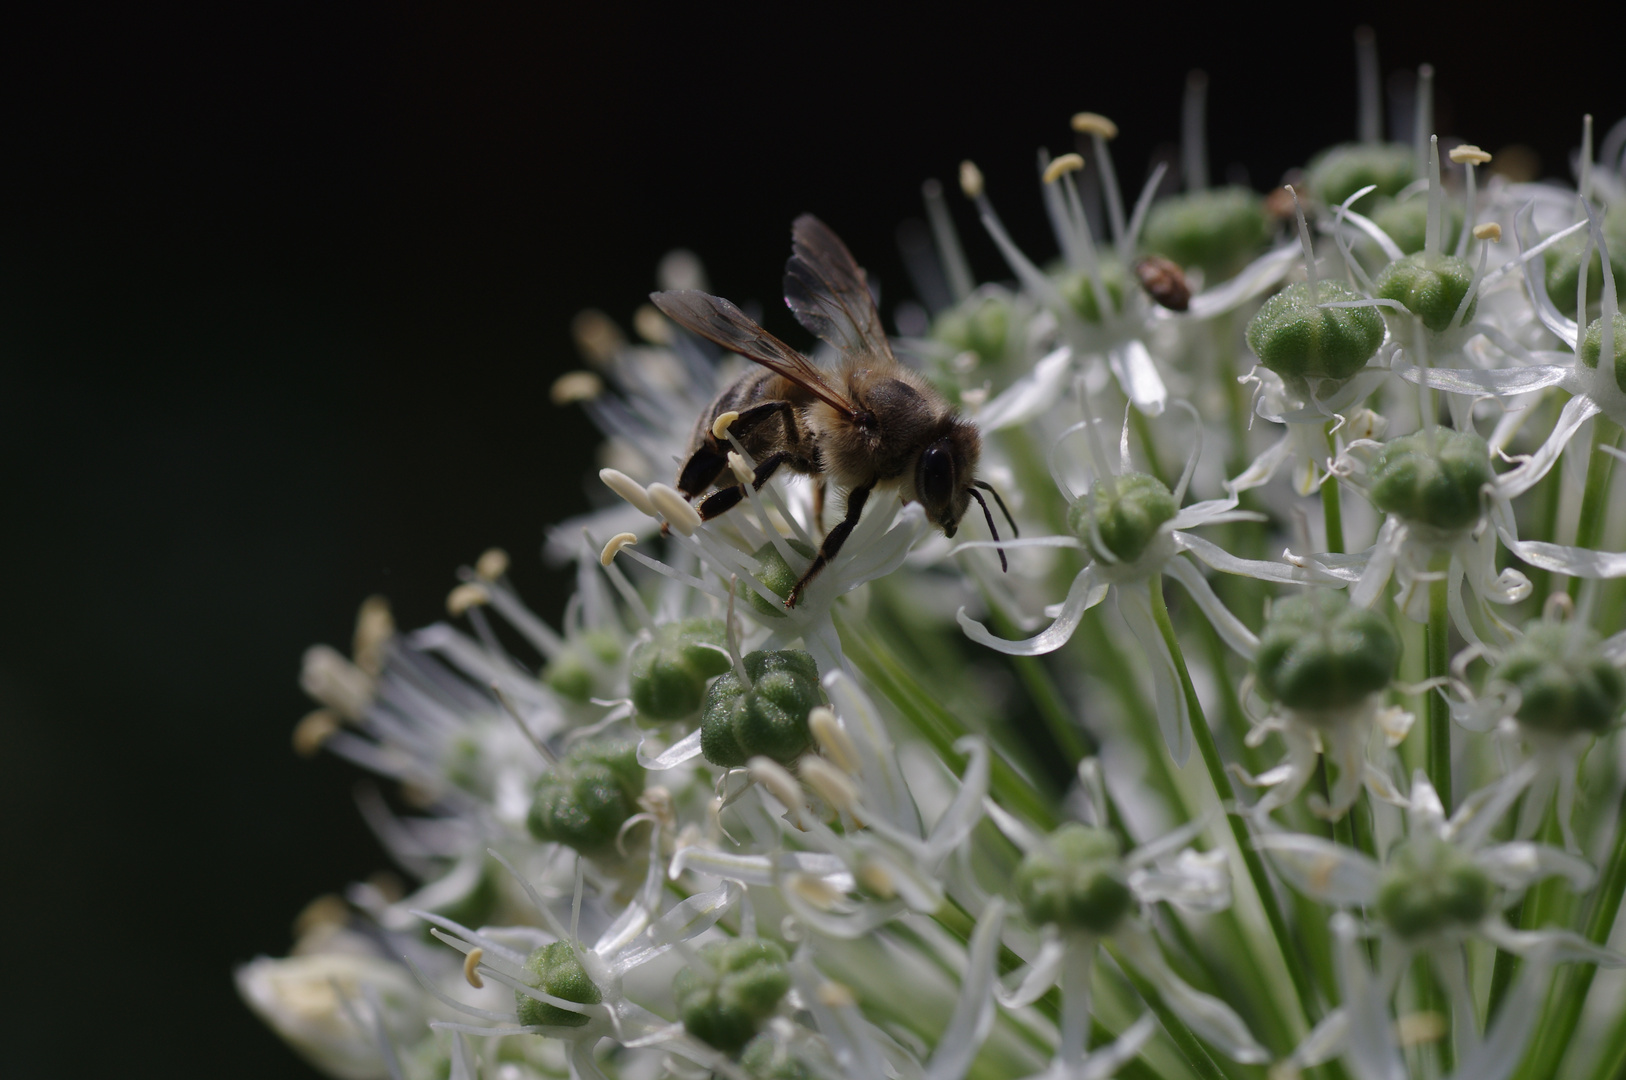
left=1491, top=621, right=1626, bottom=736
left=700, top=650, right=822, bottom=768
left=629, top=618, right=732, bottom=721
left=1578, top=313, right=1626, bottom=394
left=747, top=540, right=817, bottom=619
left=1368, top=197, right=1463, bottom=256
left=1543, top=214, right=1626, bottom=317
left=543, top=630, right=623, bottom=703
left=1373, top=252, right=1478, bottom=333
left=1014, top=823, right=1133, bottom=934
left=1369, top=427, right=1492, bottom=531
left=1142, top=186, right=1272, bottom=279
left=527, top=740, right=644, bottom=855
left=741, top=1033, right=811, bottom=1079
left=1375, top=838, right=1493, bottom=939
left=674, top=938, right=792, bottom=1055
left=931, top=294, right=1013, bottom=367
left=516, top=941, right=601, bottom=1028
left=1246, top=280, right=1385, bottom=381
left=1255, top=591, right=1400, bottom=712
left=1306, top=143, right=1415, bottom=210
left=1057, top=262, right=1128, bottom=324
left=1066, top=472, right=1176, bottom=564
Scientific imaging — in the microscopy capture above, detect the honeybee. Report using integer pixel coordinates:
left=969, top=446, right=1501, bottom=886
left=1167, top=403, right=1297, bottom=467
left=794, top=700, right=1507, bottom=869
left=651, top=214, right=1014, bottom=607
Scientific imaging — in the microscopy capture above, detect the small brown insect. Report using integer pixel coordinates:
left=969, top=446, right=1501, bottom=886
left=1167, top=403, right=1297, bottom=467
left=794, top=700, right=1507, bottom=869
left=1134, top=255, right=1191, bottom=312
left=651, top=215, right=1015, bottom=607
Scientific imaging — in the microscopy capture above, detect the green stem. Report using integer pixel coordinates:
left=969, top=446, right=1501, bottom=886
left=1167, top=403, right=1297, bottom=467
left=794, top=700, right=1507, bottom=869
left=1521, top=782, right=1626, bottom=1080
left=1148, top=576, right=1324, bottom=1032
left=1105, top=945, right=1235, bottom=1080
left=1130, top=407, right=1172, bottom=489
left=987, top=607, right=1093, bottom=766
left=1568, top=416, right=1622, bottom=600
left=1486, top=896, right=1522, bottom=1021
left=1426, top=556, right=1452, bottom=813
left=1321, top=426, right=1345, bottom=555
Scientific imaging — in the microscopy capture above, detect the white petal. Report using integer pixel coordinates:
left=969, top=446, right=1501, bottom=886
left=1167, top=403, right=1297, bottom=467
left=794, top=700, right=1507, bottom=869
left=1163, top=552, right=1260, bottom=657
left=1107, top=338, right=1167, bottom=416
left=637, top=728, right=704, bottom=770
left=1475, top=842, right=1597, bottom=891
left=957, top=566, right=1106, bottom=656
left=1398, top=362, right=1573, bottom=397
left=1115, top=582, right=1191, bottom=766
left=977, top=345, right=1075, bottom=431
left=1254, top=832, right=1381, bottom=904
left=1497, top=394, right=1602, bottom=499
left=1187, top=243, right=1300, bottom=319
left=1116, top=923, right=1269, bottom=1063
left=925, top=900, right=1006, bottom=1080
left=996, top=932, right=1067, bottom=1009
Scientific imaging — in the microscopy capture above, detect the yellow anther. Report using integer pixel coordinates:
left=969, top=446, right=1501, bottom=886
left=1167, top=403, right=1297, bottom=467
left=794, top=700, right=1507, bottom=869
left=1309, top=853, right=1337, bottom=895
left=446, top=582, right=491, bottom=616
left=632, top=303, right=671, bottom=345
left=727, top=450, right=754, bottom=485
left=599, top=468, right=658, bottom=517
left=799, top=755, right=860, bottom=814
left=959, top=160, right=985, bottom=199
left=1397, top=1010, right=1447, bottom=1046
left=476, top=548, right=509, bottom=580
left=550, top=370, right=604, bottom=405
left=748, top=757, right=805, bottom=818
left=647, top=483, right=702, bottom=536
left=712, top=410, right=741, bottom=440
left=1473, top=222, right=1502, bottom=242
left=1042, top=153, right=1086, bottom=185
left=815, top=979, right=856, bottom=1008
left=352, top=595, right=394, bottom=678
left=570, top=309, right=623, bottom=365
left=809, top=707, right=861, bottom=775
left=292, top=893, right=349, bottom=941
left=788, top=872, right=843, bottom=910
left=1449, top=144, right=1492, bottom=166
left=599, top=532, right=638, bottom=566
left=292, top=708, right=341, bottom=757
left=637, top=785, right=676, bottom=828
left=1070, top=112, right=1118, bottom=139
left=463, top=947, right=485, bottom=989
left=855, top=860, right=895, bottom=898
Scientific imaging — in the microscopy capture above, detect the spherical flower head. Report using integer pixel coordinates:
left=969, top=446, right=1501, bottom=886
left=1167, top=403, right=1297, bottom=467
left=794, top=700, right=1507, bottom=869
left=527, top=739, right=645, bottom=855
left=1306, top=142, right=1414, bottom=209
left=740, top=1033, right=811, bottom=1079
left=1369, top=427, right=1492, bottom=532
left=746, top=539, right=816, bottom=619
left=1255, top=591, right=1400, bottom=712
left=543, top=629, right=623, bottom=703
left=629, top=618, right=731, bottom=721
left=1066, top=472, right=1176, bottom=565
left=1491, top=621, right=1626, bottom=736
left=1544, top=215, right=1626, bottom=318
left=1141, top=186, right=1271, bottom=279
left=1373, top=252, right=1478, bottom=333
left=1579, top=312, right=1626, bottom=394
left=1374, top=836, right=1493, bottom=939
left=673, top=938, right=792, bottom=1055
left=931, top=292, right=1013, bottom=367
left=700, top=649, right=822, bottom=768
left=1369, top=197, right=1462, bottom=256
left=517, top=941, right=602, bottom=1028
left=1246, top=280, right=1385, bottom=380
left=1013, top=823, right=1133, bottom=935
left=1057, top=261, right=1128, bottom=324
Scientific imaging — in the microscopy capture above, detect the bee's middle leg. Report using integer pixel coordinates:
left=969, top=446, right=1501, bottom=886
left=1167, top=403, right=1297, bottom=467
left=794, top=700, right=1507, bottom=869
left=786, top=482, right=871, bottom=607
left=697, top=451, right=792, bottom=521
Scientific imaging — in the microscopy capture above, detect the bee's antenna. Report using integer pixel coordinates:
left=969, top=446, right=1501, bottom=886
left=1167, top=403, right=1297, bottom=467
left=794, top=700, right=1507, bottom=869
left=966, top=486, right=1009, bottom=573
left=970, top=480, right=1019, bottom=538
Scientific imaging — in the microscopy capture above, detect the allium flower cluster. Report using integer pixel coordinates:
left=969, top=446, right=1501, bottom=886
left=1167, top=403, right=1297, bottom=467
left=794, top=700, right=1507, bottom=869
left=245, top=37, right=1626, bottom=1080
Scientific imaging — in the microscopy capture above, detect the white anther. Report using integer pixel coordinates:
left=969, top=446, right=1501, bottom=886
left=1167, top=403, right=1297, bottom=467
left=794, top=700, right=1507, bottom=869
left=799, top=755, right=860, bottom=813
left=446, top=582, right=491, bottom=616
left=570, top=309, right=622, bottom=365
left=959, top=160, right=985, bottom=199
left=292, top=708, right=340, bottom=757
left=748, top=757, right=805, bottom=817
left=463, top=947, right=485, bottom=989
left=599, top=468, right=658, bottom=517
left=809, top=707, right=861, bottom=775
left=647, top=483, right=703, bottom=536
left=727, top=450, right=754, bottom=485
left=1449, top=145, right=1492, bottom=165
left=633, top=303, right=671, bottom=344
left=352, top=595, right=394, bottom=677
left=712, top=410, right=740, bottom=440
left=1071, top=112, right=1118, bottom=139
left=550, top=370, right=604, bottom=405
left=476, top=547, right=509, bottom=580
left=1473, top=222, right=1502, bottom=242
left=300, top=645, right=375, bottom=720
left=599, top=533, right=638, bottom=566
left=788, top=873, right=844, bottom=911
left=637, top=786, right=676, bottom=828
left=815, top=979, right=856, bottom=1008
left=1042, top=153, right=1086, bottom=185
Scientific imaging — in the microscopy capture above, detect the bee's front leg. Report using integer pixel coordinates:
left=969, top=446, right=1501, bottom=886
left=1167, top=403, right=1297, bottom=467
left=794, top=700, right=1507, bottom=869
left=786, top=482, right=871, bottom=608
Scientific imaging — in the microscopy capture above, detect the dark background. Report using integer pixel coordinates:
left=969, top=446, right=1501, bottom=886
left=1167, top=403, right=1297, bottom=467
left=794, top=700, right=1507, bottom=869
left=2, top=4, right=1618, bottom=1076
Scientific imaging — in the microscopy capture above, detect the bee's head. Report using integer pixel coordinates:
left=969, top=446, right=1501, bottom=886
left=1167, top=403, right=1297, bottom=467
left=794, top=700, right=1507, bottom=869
left=916, top=422, right=1017, bottom=570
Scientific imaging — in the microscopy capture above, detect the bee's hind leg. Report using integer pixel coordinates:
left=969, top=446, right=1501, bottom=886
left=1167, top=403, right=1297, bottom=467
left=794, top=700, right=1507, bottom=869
left=697, top=451, right=792, bottom=521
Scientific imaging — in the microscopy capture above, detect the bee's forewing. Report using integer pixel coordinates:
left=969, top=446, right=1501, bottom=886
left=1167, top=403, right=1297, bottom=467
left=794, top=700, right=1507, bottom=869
left=785, top=214, right=895, bottom=365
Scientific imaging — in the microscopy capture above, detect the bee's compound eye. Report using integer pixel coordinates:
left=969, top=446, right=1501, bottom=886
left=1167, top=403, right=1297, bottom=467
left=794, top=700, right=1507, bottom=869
left=920, top=442, right=955, bottom=512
